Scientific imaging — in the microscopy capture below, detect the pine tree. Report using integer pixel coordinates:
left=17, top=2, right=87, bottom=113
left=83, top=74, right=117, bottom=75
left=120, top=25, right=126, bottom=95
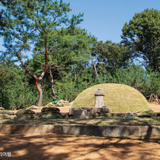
left=0, top=0, right=84, bottom=106
left=34, top=27, right=95, bottom=101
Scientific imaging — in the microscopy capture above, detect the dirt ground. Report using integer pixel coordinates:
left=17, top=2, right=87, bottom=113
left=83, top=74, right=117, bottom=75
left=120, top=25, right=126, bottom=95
left=149, top=103, right=160, bottom=112
left=1, top=103, right=160, bottom=160
left=0, top=133, right=160, bottom=160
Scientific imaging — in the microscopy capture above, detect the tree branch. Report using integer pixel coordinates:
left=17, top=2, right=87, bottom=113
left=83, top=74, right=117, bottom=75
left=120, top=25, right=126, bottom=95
left=16, top=43, right=37, bottom=79
left=16, top=28, right=38, bottom=79
left=11, top=32, right=25, bottom=42
left=22, top=24, right=24, bottom=32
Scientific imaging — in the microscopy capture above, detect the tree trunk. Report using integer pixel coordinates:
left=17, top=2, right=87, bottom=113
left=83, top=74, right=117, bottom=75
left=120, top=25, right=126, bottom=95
left=35, top=79, right=43, bottom=107
left=16, top=36, right=48, bottom=107
left=92, top=58, right=98, bottom=82
left=49, top=64, right=57, bottom=101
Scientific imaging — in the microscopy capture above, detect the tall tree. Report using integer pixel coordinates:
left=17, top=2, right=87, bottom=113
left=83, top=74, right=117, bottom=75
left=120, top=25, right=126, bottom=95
left=0, top=0, right=83, bottom=106
left=121, top=9, right=160, bottom=72
left=34, top=27, right=95, bottom=100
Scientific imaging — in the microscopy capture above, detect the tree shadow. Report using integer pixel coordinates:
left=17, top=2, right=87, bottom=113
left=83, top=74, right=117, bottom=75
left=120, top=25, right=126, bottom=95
left=0, top=133, right=160, bottom=160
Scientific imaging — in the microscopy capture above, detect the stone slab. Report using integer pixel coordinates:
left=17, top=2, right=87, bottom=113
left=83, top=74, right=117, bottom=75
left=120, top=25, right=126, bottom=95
left=62, top=125, right=160, bottom=138
left=0, top=124, right=55, bottom=135
left=0, top=124, right=160, bottom=138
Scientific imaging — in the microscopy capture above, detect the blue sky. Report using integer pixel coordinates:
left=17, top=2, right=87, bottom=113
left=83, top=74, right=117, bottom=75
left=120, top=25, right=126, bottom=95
left=63, top=0, right=160, bottom=43
left=1, top=0, right=160, bottom=52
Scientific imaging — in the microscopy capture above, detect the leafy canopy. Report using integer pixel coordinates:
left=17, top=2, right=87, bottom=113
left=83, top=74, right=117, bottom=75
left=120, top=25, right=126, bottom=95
left=0, top=0, right=84, bottom=60
left=121, top=9, right=160, bottom=72
left=92, top=40, right=130, bottom=75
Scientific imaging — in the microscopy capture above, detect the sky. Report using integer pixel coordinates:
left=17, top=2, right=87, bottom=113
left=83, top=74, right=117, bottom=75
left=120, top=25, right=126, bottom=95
left=1, top=0, right=160, bottom=54
left=62, top=0, right=160, bottom=43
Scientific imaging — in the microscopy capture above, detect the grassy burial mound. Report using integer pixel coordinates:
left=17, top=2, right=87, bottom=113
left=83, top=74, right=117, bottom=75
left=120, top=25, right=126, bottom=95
left=71, top=83, right=150, bottom=113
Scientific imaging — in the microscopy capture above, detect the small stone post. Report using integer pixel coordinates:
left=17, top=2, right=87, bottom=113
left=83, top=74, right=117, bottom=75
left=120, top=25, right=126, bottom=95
left=94, top=88, right=105, bottom=108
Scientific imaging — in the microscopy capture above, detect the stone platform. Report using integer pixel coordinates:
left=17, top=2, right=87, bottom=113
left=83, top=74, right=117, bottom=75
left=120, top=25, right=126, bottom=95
left=0, top=124, right=160, bottom=139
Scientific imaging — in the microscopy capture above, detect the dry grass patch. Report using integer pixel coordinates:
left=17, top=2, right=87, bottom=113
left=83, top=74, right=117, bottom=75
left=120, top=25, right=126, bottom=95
left=2, top=117, right=160, bottom=126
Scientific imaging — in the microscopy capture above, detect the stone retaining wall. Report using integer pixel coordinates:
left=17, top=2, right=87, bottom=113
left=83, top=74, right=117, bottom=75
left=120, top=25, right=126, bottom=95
left=0, top=124, right=160, bottom=139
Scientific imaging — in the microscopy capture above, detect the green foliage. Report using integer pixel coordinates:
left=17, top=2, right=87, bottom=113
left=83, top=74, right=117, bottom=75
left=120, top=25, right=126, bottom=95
left=96, top=65, right=148, bottom=87
left=147, top=70, right=160, bottom=97
left=122, top=9, right=160, bottom=72
left=92, top=40, right=130, bottom=75
left=0, top=0, right=85, bottom=106
left=0, top=57, right=38, bottom=109
left=111, top=65, right=148, bottom=89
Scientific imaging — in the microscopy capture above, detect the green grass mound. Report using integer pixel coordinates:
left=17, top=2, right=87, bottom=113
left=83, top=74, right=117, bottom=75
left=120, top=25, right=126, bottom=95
left=71, top=83, right=150, bottom=113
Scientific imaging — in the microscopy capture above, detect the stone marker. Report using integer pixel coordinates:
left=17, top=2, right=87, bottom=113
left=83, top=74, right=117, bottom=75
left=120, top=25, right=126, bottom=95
left=16, top=109, right=35, bottom=119
left=41, top=107, right=61, bottom=119
left=28, top=105, right=40, bottom=110
left=94, top=88, right=105, bottom=108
